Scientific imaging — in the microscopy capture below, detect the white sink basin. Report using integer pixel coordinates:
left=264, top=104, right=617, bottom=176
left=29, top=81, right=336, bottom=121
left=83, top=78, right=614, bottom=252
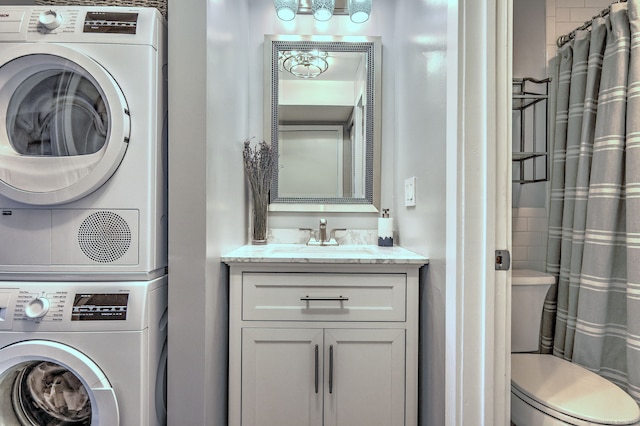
left=266, top=244, right=378, bottom=257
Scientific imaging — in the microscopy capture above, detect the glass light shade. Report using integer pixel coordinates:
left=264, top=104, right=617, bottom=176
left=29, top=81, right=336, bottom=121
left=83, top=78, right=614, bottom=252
left=312, top=0, right=335, bottom=21
left=348, top=0, right=371, bottom=23
left=274, top=0, right=298, bottom=21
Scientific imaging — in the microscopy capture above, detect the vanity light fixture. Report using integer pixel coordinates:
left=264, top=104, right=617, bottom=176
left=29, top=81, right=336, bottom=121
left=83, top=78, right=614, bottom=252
left=275, top=0, right=372, bottom=23
left=348, top=0, right=371, bottom=23
left=312, top=0, right=335, bottom=21
left=279, top=50, right=329, bottom=79
left=274, top=0, right=298, bottom=21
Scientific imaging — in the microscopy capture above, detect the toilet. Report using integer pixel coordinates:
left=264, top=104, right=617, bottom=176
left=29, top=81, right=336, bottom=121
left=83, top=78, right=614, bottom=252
left=511, top=269, right=640, bottom=425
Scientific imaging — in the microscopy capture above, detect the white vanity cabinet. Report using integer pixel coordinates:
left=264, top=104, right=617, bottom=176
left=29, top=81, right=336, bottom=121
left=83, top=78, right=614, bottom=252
left=222, top=245, right=427, bottom=426
left=242, top=327, right=405, bottom=426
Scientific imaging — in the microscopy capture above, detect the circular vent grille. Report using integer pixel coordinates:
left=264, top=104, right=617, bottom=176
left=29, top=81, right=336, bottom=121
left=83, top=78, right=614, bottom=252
left=78, top=211, right=131, bottom=263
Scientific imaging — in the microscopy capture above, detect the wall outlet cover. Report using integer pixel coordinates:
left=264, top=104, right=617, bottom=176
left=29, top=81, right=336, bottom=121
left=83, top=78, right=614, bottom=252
left=404, top=177, right=416, bottom=207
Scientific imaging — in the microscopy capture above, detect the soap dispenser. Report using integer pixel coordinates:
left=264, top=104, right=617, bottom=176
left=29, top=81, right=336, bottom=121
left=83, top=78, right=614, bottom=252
left=378, top=208, right=393, bottom=247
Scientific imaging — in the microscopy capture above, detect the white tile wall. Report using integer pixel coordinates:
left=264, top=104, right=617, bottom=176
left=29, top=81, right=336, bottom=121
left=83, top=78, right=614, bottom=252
left=512, top=207, right=549, bottom=271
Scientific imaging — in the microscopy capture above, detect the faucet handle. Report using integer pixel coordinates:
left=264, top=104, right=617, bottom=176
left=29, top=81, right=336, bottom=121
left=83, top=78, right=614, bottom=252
left=299, top=228, right=317, bottom=245
left=330, top=228, right=347, bottom=239
left=319, top=218, right=327, bottom=227
left=299, top=227, right=314, bottom=237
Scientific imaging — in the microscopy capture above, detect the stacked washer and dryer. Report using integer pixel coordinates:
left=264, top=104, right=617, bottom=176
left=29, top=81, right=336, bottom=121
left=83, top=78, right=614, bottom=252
left=0, top=6, right=168, bottom=425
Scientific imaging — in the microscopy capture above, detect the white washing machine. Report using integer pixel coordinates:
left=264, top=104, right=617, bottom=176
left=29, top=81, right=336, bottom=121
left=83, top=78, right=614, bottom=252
left=0, top=6, right=167, bottom=280
left=0, top=276, right=168, bottom=425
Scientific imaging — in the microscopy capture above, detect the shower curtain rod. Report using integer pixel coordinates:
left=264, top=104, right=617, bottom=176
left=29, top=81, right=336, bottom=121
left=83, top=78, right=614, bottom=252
left=556, top=0, right=628, bottom=48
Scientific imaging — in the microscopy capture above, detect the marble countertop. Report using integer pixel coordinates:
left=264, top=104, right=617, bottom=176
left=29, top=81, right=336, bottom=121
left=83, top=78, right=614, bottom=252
left=221, top=244, right=429, bottom=265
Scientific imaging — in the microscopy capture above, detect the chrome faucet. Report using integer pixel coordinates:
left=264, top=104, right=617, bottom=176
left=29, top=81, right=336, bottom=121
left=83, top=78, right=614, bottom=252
left=319, top=218, right=327, bottom=244
left=299, top=218, right=346, bottom=246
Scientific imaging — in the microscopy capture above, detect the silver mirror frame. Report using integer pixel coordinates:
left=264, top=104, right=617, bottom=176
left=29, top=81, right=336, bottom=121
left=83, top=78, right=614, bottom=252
left=265, top=34, right=382, bottom=213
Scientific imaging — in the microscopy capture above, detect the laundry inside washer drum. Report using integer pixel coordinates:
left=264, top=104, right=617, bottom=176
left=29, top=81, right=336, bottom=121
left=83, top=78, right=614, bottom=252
left=11, top=361, right=92, bottom=425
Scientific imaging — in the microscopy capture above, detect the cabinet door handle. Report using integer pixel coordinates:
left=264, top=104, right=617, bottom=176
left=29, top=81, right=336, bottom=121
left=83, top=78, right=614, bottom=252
left=300, top=296, right=349, bottom=302
left=329, top=344, right=334, bottom=394
left=315, top=344, right=319, bottom=394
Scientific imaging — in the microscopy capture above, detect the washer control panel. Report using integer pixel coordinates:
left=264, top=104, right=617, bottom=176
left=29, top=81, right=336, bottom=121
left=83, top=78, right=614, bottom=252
left=26, top=9, right=139, bottom=34
left=0, top=280, right=156, bottom=332
left=38, top=10, right=63, bottom=30
left=83, top=11, right=138, bottom=34
left=28, top=8, right=79, bottom=34
left=0, top=6, right=161, bottom=47
left=16, top=291, right=67, bottom=321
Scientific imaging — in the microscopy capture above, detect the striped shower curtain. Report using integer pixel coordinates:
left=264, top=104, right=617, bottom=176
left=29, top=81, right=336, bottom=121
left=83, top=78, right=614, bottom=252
left=543, top=0, right=640, bottom=404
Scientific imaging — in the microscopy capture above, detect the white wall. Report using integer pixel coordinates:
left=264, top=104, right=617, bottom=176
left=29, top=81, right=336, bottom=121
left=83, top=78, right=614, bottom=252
left=393, top=1, right=448, bottom=424
left=167, top=0, right=249, bottom=424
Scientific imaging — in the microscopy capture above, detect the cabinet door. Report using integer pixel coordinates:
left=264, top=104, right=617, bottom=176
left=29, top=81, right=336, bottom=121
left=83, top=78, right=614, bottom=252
left=242, top=328, right=323, bottom=426
left=324, top=329, right=406, bottom=426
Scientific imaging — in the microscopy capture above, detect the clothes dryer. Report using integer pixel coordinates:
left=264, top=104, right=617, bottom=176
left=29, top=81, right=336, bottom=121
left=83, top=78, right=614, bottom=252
left=0, top=6, right=167, bottom=280
left=0, top=276, right=168, bottom=425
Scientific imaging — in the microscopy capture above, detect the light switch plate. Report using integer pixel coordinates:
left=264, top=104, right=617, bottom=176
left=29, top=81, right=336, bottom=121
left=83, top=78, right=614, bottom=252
left=404, top=177, right=416, bottom=207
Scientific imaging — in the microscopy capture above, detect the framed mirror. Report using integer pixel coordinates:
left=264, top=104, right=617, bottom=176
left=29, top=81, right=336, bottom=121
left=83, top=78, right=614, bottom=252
left=264, top=35, right=381, bottom=212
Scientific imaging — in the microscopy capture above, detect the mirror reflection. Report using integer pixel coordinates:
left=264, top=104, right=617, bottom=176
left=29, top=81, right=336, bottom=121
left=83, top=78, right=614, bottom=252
left=265, top=35, right=381, bottom=212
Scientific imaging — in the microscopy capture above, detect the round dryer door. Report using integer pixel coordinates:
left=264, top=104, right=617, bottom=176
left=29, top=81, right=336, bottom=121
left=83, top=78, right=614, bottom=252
left=0, top=44, right=130, bottom=206
left=0, top=340, right=119, bottom=425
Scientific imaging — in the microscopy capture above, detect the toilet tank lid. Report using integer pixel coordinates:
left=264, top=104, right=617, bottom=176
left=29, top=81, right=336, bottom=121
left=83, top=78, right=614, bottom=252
left=512, top=354, right=640, bottom=424
left=512, top=269, right=556, bottom=286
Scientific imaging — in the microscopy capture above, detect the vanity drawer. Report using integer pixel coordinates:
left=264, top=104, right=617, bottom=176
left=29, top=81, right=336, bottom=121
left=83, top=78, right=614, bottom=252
left=242, top=272, right=406, bottom=322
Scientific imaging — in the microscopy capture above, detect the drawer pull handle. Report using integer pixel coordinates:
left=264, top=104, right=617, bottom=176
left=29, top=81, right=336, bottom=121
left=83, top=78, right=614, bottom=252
left=315, top=344, right=319, bottom=394
left=300, top=296, right=349, bottom=302
left=329, top=344, right=334, bottom=394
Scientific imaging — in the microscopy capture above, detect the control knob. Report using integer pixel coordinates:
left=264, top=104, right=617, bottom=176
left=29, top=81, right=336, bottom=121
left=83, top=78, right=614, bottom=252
left=39, top=10, right=63, bottom=30
left=25, top=297, right=50, bottom=319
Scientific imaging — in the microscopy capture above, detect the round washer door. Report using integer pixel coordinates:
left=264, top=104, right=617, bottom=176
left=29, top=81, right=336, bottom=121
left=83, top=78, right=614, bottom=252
left=0, top=44, right=130, bottom=206
left=0, top=340, right=119, bottom=426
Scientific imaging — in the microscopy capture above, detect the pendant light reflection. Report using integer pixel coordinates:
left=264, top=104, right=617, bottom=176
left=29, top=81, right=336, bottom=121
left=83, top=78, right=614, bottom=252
left=274, top=0, right=298, bottom=21
left=312, top=0, right=335, bottom=21
left=348, top=0, right=371, bottom=23
left=279, top=50, right=329, bottom=79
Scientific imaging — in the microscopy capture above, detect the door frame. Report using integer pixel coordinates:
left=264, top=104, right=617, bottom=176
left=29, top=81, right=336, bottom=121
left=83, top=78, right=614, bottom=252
left=446, top=0, right=512, bottom=424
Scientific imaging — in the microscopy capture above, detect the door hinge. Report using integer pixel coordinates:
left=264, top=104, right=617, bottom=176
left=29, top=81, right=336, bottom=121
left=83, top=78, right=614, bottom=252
left=495, top=250, right=511, bottom=271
